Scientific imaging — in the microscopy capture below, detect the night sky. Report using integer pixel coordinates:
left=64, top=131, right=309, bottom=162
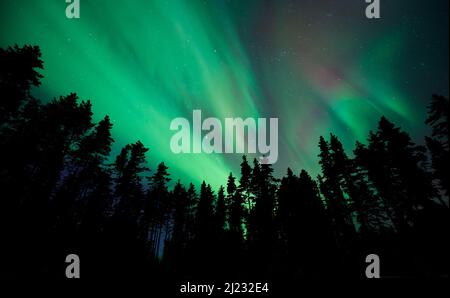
left=1, top=0, right=448, bottom=189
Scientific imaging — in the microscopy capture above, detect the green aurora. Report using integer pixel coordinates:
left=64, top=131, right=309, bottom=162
left=1, top=0, right=448, bottom=189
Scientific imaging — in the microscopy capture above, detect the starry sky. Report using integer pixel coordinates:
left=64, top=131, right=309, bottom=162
left=1, top=0, right=448, bottom=189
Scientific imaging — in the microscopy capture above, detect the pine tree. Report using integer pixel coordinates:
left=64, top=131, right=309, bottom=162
left=170, top=180, right=188, bottom=247
left=425, top=94, right=449, bottom=198
left=145, top=162, right=171, bottom=258
left=108, top=141, right=149, bottom=277
left=227, top=173, right=243, bottom=244
left=329, top=134, right=386, bottom=235
left=190, top=181, right=216, bottom=275
left=239, top=155, right=253, bottom=210
left=195, top=181, right=215, bottom=241
left=0, top=44, right=43, bottom=124
left=249, top=159, right=278, bottom=276
left=355, top=117, right=437, bottom=232
left=215, top=185, right=227, bottom=236
left=317, top=135, right=355, bottom=248
left=185, top=183, right=198, bottom=243
left=59, top=115, right=114, bottom=224
left=276, top=167, right=297, bottom=244
left=164, top=180, right=189, bottom=272
left=296, top=169, right=337, bottom=277
left=112, top=141, right=149, bottom=228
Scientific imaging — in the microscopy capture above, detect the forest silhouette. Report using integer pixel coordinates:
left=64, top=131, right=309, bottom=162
left=0, top=45, right=448, bottom=285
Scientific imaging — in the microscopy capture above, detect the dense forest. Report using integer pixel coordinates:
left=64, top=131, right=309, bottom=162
left=0, top=45, right=448, bottom=284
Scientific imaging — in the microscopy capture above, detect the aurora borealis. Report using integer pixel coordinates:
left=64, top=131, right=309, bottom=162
left=1, top=0, right=448, bottom=189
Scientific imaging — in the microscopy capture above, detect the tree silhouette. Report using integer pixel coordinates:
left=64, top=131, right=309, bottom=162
left=227, top=173, right=243, bottom=245
left=145, top=162, right=171, bottom=259
left=299, top=170, right=339, bottom=276
left=0, top=44, right=448, bottom=282
left=0, top=44, right=43, bottom=124
left=239, top=155, right=253, bottom=211
left=215, top=185, right=227, bottom=238
left=317, top=135, right=356, bottom=252
left=248, top=159, right=278, bottom=277
left=163, top=180, right=188, bottom=275
left=108, top=141, right=149, bottom=278
left=190, top=181, right=217, bottom=275
left=425, top=94, right=449, bottom=198
left=354, top=117, right=437, bottom=232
